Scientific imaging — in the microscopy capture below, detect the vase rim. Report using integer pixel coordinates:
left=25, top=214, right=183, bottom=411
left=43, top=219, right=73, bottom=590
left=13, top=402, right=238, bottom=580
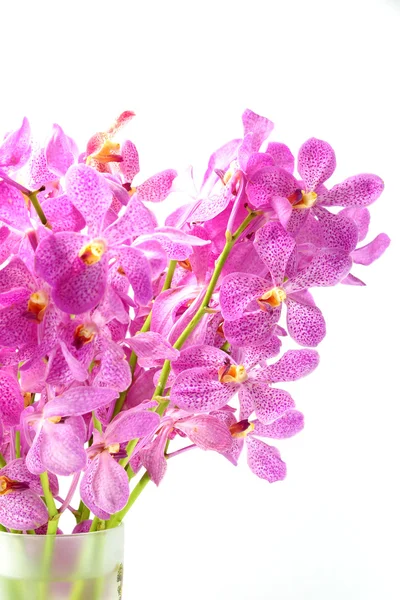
left=0, top=523, right=124, bottom=539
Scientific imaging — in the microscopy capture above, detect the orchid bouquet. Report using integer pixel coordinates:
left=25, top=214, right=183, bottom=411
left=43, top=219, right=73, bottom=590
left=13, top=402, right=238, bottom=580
left=0, top=109, right=389, bottom=545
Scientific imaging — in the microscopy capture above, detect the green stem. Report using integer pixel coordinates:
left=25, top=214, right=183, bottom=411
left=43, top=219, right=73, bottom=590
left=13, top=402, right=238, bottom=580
left=0, top=523, right=7, bottom=532
left=92, top=412, right=102, bottom=433
left=106, top=472, right=151, bottom=528
left=29, top=189, right=50, bottom=227
left=0, top=452, right=6, bottom=468
left=162, top=259, right=177, bottom=291
left=89, top=517, right=105, bottom=532
left=40, top=472, right=59, bottom=535
left=77, top=500, right=91, bottom=523
left=15, top=430, right=21, bottom=459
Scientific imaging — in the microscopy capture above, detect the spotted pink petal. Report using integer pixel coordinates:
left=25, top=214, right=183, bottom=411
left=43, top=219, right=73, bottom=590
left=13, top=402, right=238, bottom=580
left=105, top=408, right=160, bottom=445
left=170, top=367, right=237, bottom=412
left=232, top=336, right=282, bottom=371
left=65, top=164, right=113, bottom=235
left=92, top=341, right=131, bottom=392
left=201, top=138, right=241, bottom=194
left=0, top=489, right=48, bottom=530
left=1, top=458, right=58, bottom=496
left=104, top=195, right=156, bottom=245
left=246, top=437, right=286, bottom=482
left=341, top=273, right=366, bottom=286
left=312, top=209, right=359, bottom=253
left=127, top=331, right=179, bottom=368
left=27, top=147, right=57, bottom=188
left=41, top=195, right=85, bottom=233
left=286, top=251, right=352, bottom=292
left=143, top=226, right=210, bottom=261
left=150, top=285, right=199, bottom=338
left=270, top=196, right=293, bottom=229
left=43, top=387, right=118, bottom=419
left=45, top=124, right=78, bottom=177
left=59, top=341, right=88, bottom=382
left=298, top=137, right=336, bottom=191
left=117, top=246, right=153, bottom=306
left=136, top=169, right=177, bottom=203
left=91, top=451, right=129, bottom=514
left=172, top=344, right=233, bottom=376
left=246, top=166, right=298, bottom=208
left=0, top=288, right=37, bottom=347
left=188, top=188, right=232, bottom=223
left=244, top=150, right=275, bottom=178
left=120, top=140, right=140, bottom=183
left=245, top=382, right=295, bottom=425
left=52, top=257, right=108, bottom=315
left=223, top=308, right=281, bottom=347
left=80, top=458, right=111, bottom=520
left=0, top=181, right=31, bottom=231
left=140, top=424, right=171, bottom=485
left=0, top=371, right=24, bottom=427
left=222, top=240, right=268, bottom=279
left=254, top=221, right=296, bottom=285
left=40, top=417, right=87, bottom=476
left=133, top=239, right=167, bottom=279
left=318, top=174, right=384, bottom=207
left=286, top=295, right=326, bottom=347
left=175, top=415, right=233, bottom=452
left=266, top=142, right=295, bottom=174
left=35, top=232, right=87, bottom=286
left=339, top=207, right=370, bottom=242
left=252, top=410, right=304, bottom=439
left=265, top=349, right=320, bottom=383
left=242, top=109, right=274, bottom=150
left=0, top=257, right=36, bottom=292
left=352, top=233, right=390, bottom=266
left=0, top=117, right=31, bottom=170
left=220, top=272, right=269, bottom=321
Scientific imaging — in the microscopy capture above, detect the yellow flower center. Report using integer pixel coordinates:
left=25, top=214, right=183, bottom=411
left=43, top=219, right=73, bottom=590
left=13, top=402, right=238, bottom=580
left=107, top=443, right=120, bottom=454
left=79, top=239, right=107, bottom=265
left=0, top=476, right=13, bottom=496
left=73, top=323, right=97, bottom=350
left=257, top=287, right=286, bottom=310
left=27, top=290, right=48, bottom=322
left=218, top=364, right=248, bottom=384
left=86, top=139, right=122, bottom=164
left=293, top=190, right=318, bottom=209
left=47, top=416, right=62, bottom=424
left=229, top=420, right=255, bottom=439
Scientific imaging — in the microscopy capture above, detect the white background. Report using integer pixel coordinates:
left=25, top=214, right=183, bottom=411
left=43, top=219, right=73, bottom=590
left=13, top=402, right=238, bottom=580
left=1, top=1, right=400, bottom=598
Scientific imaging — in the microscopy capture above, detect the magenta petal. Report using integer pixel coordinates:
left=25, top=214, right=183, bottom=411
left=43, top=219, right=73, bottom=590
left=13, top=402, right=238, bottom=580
left=341, top=273, right=366, bottom=286
left=265, top=349, right=320, bottom=383
left=92, top=341, right=131, bottom=392
left=127, top=332, right=180, bottom=368
left=340, top=207, right=370, bottom=242
left=270, top=196, right=293, bottom=229
left=254, top=222, right=296, bottom=284
left=0, top=490, right=48, bottom=530
left=352, top=233, right=390, bottom=265
left=246, top=437, right=286, bottom=482
left=117, top=246, right=153, bottom=306
left=0, top=288, right=37, bottom=347
left=246, top=166, right=297, bottom=208
left=35, top=232, right=86, bottom=286
left=41, top=195, right=85, bottom=233
left=1, top=458, right=58, bottom=496
left=248, top=383, right=295, bottom=425
left=125, top=367, right=159, bottom=409
left=252, top=410, right=304, bottom=439
left=172, top=344, right=232, bottom=375
left=176, top=415, right=233, bottom=452
left=318, top=174, right=384, bottom=207
left=298, top=137, right=336, bottom=191
left=0, top=371, right=24, bottom=426
left=286, top=296, right=326, bottom=347
left=91, top=451, right=129, bottom=514
left=188, top=188, right=232, bottom=223
left=80, top=458, right=111, bottom=520
left=120, top=140, right=140, bottom=182
left=0, top=117, right=31, bottom=170
left=105, top=408, right=160, bottom=445
left=136, top=169, right=177, bottom=203
left=266, top=142, right=295, bottom=174
left=224, top=308, right=281, bottom=347
left=44, top=387, right=118, bottom=419
left=286, top=251, right=352, bottom=292
left=104, top=195, right=156, bottom=245
left=0, top=257, right=34, bottom=294
left=200, top=138, right=241, bottom=195
left=242, top=109, right=274, bottom=150
left=140, top=425, right=171, bottom=486
left=45, top=124, right=78, bottom=177
left=40, top=418, right=87, bottom=476
left=53, top=258, right=108, bottom=314
left=220, top=272, right=269, bottom=321
left=0, top=181, right=31, bottom=230
left=65, top=164, right=113, bottom=234
left=170, top=367, right=237, bottom=412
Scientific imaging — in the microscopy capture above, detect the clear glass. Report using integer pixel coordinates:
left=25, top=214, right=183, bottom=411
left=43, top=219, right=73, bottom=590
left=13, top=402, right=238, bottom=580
left=0, top=526, right=124, bottom=600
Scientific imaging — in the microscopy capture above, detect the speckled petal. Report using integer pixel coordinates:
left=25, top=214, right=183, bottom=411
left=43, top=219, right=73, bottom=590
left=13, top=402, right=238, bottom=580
left=40, top=418, right=87, bottom=476
left=352, top=233, right=390, bottom=265
left=188, top=188, right=232, bottom=223
left=224, top=307, right=281, bottom=348
left=120, top=140, right=140, bottom=183
left=65, top=164, right=113, bottom=235
left=339, top=207, right=370, bottom=242
left=0, top=371, right=24, bottom=426
left=286, top=296, right=326, bottom=347
left=246, top=166, right=297, bottom=208
left=246, top=437, right=286, bottom=482
left=45, top=124, right=78, bottom=177
left=200, top=138, right=241, bottom=195
left=172, top=344, right=233, bottom=375
left=35, top=232, right=87, bottom=286
left=265, top=349, right=320, bottom=383
left=52, top=257, right=108, bottom=314
left=92, top=341, right=131, bottom=392
left=117, top=246, right=153, bottom=306
left=104, top=195, right=156, bottom=245
left=318, top=174, right=384, bottom=207
left=127, top=331, right=180, bottom=368
left=254, top=221, right=296, bottom=285
left=248, top=382, right=295, bottom=424
left=170, top=367, right=237, bottom=412
left=286, top=251, right=352, bottom=292
left=43, top=386, right=118, bottom=418
left=298, top=138, right=336, bottom=191
left=312, top=208, right=359, bottom=253
left=105, top=408, right=160, bottom=445
left=175, top=415, right=233, bottom=451
left=80, top=458, right=111, bottom=520
left=91, top=451, right=129, bottom=514
left=252, top=409, right=304, bottom=439
left=140, top=425, right=171, bottom=485
left=41, top=195, right=85, bottom=233
left=266, top=142, right=295, bottom=173
left=0, top=181, right=31, bottom=230
left=0, top=257, right=36, bottom=292
left=0, top=117, right=31, bottom=170
left=220, top=272, right=269, bottom=320
left=0, top=289, right=37, bottom=347
left=242, top=109, right=274, bottom=150
left=0, top=489, right=48, bottom=530
left=0, top=458, right=58, bottom=496
left=136, top=169, right=177, bottom=203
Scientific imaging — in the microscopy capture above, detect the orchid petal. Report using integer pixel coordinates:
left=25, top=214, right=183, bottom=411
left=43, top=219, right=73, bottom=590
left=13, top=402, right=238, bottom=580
left=246, top=437, right=286, bottom=482
left=92, top=451, right=129, bottom=514
left=298, top=137, right=336, bottom=191
left=136, top=169, right=177, bottom=203
left=105, top=408, right=160, bottom=445
left=0, top=490, right=48, bottom=530
left=265, top=349, right=320, bottom=383
left=43, top=387, right=118, bottom=418
left=254, top=221, right=296, bottom=285
left=40, top=417, right=87, bottom=476
left=45, top=124, right=78, bottom=177
left=247, top=382, right=295, bottom=425
left=286, top=296, right=326, bottom=347
left=220, top=272, right=269, bottom=321
left=223, top=308, right=281, bottom=347
left=352, top=233, right=390, bottom=266
left=127, top=332, right=179, bottom=368
left=175, top=415, right=233, bottom=452
left=318, top=174, right=384, bottom=207
left=170, top=367, right=237, bottom=412
left=252, top=410, right=304, bottom=439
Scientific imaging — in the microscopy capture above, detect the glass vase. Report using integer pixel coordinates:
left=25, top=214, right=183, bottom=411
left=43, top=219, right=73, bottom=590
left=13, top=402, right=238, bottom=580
left=0, top=526, right=124, bottom=600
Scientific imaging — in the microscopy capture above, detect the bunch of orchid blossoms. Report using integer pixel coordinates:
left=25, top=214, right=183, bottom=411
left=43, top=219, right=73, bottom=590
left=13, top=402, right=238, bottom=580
left=0, top=109, right=389, bottom=536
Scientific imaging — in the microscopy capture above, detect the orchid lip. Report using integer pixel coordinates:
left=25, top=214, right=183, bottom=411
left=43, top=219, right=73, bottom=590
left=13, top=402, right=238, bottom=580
left=229, top=420, right=255, bottom=439
left=79, top=238, right=107, bottom=265
left=0, top=476, right=30, bottom=495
